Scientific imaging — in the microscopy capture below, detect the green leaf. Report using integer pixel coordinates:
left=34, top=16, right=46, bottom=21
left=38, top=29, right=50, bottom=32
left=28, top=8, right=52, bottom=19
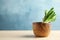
left=45, top=10, right=48, bottom=16
left=43, top=7, right=56, bottom=23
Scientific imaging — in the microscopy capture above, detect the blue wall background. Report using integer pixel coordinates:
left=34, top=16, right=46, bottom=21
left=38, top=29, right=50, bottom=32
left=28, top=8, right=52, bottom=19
left=0, top=0, right=60, bottom=30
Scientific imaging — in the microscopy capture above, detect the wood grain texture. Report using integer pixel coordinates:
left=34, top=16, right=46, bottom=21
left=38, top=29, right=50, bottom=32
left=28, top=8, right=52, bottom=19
left=33, top=22, right=50, bottom=37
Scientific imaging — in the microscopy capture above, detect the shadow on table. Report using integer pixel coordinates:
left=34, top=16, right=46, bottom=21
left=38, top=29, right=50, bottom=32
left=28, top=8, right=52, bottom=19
left=21, top=35, right=35, bottom=38
left=19, top=35, right=46, bottom=38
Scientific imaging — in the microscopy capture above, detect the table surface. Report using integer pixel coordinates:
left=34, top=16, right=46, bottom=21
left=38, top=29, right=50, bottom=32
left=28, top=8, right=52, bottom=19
left=0, top=30, right=60, bottom=40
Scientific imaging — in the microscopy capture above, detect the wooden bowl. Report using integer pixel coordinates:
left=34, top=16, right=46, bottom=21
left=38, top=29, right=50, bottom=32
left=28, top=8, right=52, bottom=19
left=33, top=22, right=50, bottom=37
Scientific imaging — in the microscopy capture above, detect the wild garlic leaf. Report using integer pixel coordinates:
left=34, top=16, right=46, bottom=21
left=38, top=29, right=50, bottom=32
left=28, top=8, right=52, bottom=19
left=43, top=7, right=56, bottom=23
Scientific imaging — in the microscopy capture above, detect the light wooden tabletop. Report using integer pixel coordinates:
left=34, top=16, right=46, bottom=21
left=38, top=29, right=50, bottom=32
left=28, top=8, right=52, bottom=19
left=0, top=30, right=60, bottom=40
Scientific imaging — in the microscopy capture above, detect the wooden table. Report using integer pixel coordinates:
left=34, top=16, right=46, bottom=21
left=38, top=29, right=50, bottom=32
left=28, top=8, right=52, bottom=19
left=0, top=30, right=60, bottom=40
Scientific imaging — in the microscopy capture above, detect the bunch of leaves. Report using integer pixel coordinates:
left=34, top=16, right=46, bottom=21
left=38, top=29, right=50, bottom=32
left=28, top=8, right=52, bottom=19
left=43, top=7, right=56, bottom=23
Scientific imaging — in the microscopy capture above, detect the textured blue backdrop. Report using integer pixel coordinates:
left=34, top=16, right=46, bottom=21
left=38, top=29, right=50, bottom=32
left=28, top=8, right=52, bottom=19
left=0, top=0, right=60, bottom=30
